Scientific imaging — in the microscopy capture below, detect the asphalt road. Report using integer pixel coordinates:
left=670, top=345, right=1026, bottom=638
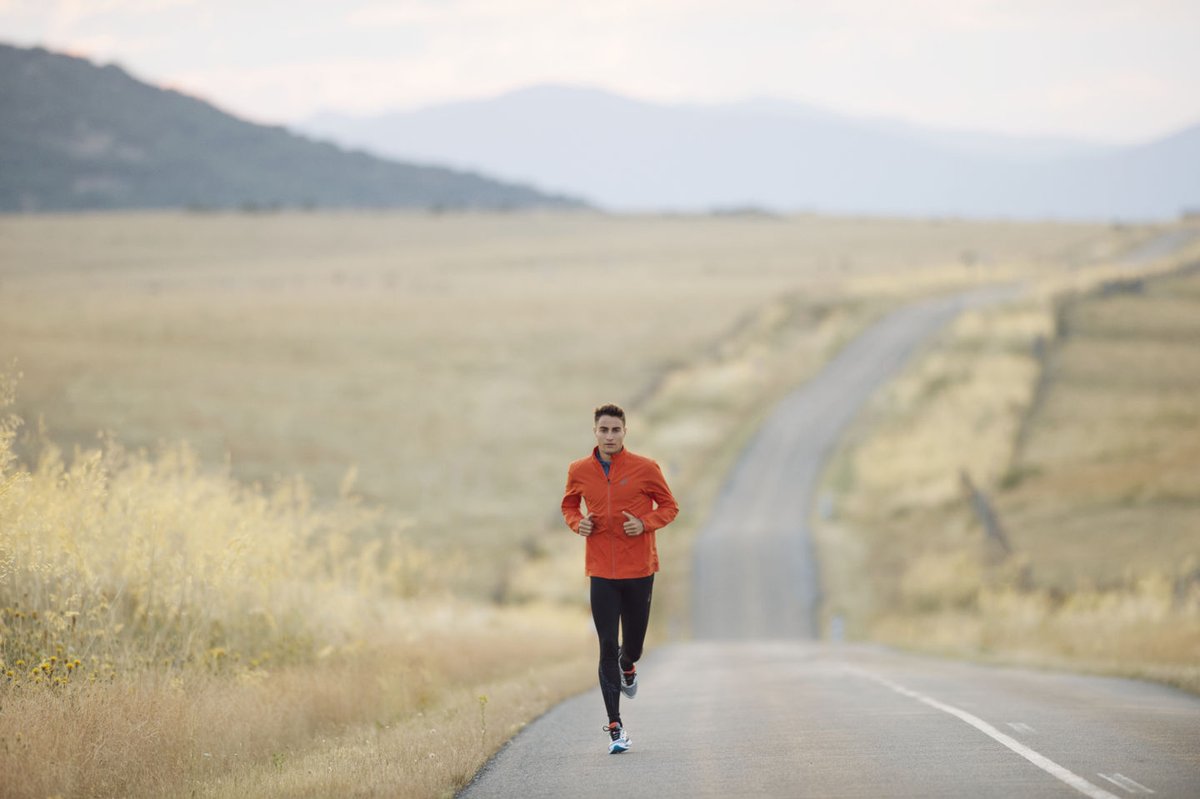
left=462, top=641, right=1200, bottom=798
left=462, top=237, right=1200, bottom=798
left=691, top=284, right=1021, bottom=639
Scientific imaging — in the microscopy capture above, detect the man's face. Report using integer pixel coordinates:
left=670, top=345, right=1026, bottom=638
left=594, top=415, right=626, bottom=458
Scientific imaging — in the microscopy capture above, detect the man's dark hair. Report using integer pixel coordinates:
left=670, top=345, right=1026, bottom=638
left=594, top=403, right=626, bottom=424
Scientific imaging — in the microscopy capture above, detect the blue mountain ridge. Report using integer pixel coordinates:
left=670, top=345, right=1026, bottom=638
left=300, top=84, right=1200, bottom=220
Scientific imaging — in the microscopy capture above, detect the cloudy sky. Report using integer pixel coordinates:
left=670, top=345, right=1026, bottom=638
left=2, top=0, right=1198, bottom=144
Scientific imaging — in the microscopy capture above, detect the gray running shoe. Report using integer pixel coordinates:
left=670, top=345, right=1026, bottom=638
left=620, top=665, right=638, bottom=699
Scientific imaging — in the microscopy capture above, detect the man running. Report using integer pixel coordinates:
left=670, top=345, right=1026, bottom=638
left=561, top=403, right=679, bottom=754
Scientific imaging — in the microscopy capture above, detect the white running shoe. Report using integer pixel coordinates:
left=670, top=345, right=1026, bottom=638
left=620, top=665, right=638, bottom=699
left=605, top=722, right=631, bottom=754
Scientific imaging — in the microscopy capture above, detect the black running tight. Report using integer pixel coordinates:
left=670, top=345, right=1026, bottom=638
left=590, top=574, right=654, bottom=725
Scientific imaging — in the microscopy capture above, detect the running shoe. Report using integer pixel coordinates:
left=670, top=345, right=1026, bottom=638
left=605, top=722, right=631, bottom=754
left=620, top=664, right=638, bottom=699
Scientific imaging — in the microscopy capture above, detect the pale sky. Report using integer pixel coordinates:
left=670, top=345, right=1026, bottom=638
left=3, top=0, right=1199, bottom=144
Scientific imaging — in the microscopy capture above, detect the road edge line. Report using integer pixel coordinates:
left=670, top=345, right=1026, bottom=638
left=846, top=667, right=1122, bottom=799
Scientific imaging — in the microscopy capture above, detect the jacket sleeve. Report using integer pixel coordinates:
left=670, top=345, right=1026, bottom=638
left=561, top=466, right=585, bottom=532
left=640, top=461, right=679, bottom=533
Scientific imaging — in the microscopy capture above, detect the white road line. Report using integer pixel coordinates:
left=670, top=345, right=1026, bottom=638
left=1097, top=773, right=1155, bottom=794
left=1006, top=722, right=1036, bottom=734
left=847, top=668, right=1121, bottom=799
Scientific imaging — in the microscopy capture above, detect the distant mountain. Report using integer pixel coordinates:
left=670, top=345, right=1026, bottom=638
left=0, top=44, right=583, bottom=212
left=301, top=85, right=1200, bottom=220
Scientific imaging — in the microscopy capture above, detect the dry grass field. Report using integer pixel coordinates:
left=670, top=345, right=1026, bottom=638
left=814, top=233, right=1200, bottom=692
left=0, top=211, right=1139, bottom=598
left=0, top=211, right=1164, bottom=797
left=1, top=366, right=593, bottom=798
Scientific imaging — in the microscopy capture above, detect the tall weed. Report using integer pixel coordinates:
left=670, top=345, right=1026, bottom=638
left=0, top=370, right=442, bottom=684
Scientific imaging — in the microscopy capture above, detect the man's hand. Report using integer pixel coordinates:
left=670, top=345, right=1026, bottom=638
left=577, top=514, right=595, bottom=536
left=622, top=511, right=645, bottom=536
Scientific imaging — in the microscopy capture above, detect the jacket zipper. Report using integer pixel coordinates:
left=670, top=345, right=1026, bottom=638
left=606, top=464, right=615, bottom=576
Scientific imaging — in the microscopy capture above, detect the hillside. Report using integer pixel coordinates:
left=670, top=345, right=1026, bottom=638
left=810, top=235, right=1200, bottom=690
left=0, top=44, right=583, bottom=212
left=302, top=85, right=1200, bottom=220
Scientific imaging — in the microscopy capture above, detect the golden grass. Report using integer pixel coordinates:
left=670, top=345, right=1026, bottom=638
left=814, top=235, right=1200, bottom=691
left=0, top=387, right=414, bottom=678
left=1, top=603, right=591, bottom=799
left=0, top=370, right=590, bottom=798
left=193, top=655, right=589, bottom=799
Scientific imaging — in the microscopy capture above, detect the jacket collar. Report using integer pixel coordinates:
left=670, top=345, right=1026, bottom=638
left=593, top=446, right=627, bottom=466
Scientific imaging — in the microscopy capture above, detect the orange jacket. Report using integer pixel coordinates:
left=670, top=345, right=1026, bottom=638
left=561, top=447, right=679, bottom=579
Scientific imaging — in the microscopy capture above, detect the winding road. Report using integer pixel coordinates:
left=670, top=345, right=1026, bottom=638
left=462, top=236, right=1200, bottom=798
